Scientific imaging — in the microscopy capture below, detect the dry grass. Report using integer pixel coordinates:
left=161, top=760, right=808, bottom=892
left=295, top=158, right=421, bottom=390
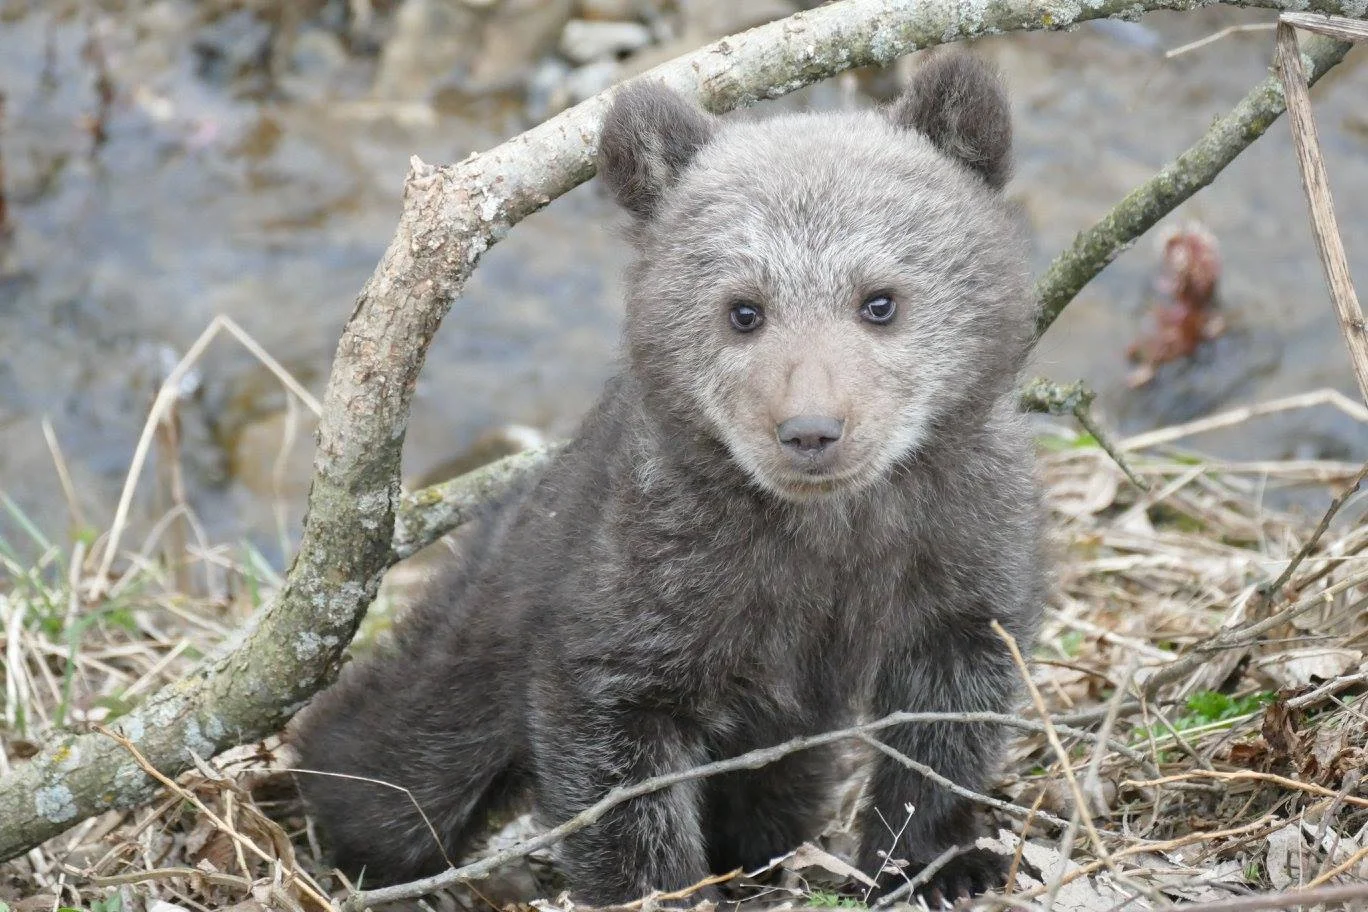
left=3, top=394, right=1368, bottom=912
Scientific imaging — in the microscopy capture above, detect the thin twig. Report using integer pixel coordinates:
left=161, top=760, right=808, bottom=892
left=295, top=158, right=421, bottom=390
left=1124, top=769, right=1368, bottom=808
left=1019, top=378, right=1149, bottom=492
left=75, top=866, right=253, bottom=890
left=1285, top=670, right=1368, bottom=709
left=1119, top=388, right=1368, bottom=451
left=1275, top=21, right=1368, bottom=404
left=91, top=315, right=321, bottom=596
left=1306, top=840, right=1368, bottom=888
left=280, top=767, right=454, bottom=870
left=992, top=622, right=1118, bottom=906
left=605, top=869, right=742, bottom=910
left=1164, top=882, right=1368, bottom=911
left=1081, top=655, right=1140, bottom=816
left=1014, top=816, right=1280, bottom=900
left=1258, top=460, right=1368, bottom=602
left=858, top=734, right=1072, bottom=830
left=1165, top=22, right=1275, bottom=57
left=1071, top=408, right=1150, bottom=494
left=1139, top=565, right=1368, bottom=700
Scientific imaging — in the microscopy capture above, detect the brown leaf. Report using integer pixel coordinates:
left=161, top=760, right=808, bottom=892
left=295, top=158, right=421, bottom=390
left=195, top=829, right=239, bottom=876
left=1300, top=725, right=1363, bottom=788
left=1261, top=698, right=1300, bottom=763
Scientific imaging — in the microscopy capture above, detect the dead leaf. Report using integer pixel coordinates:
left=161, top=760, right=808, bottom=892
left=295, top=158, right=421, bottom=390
left=1051, top=469, right=1119, bottom=518
left=1261, top=698, right=1300, bottom=763
left=979, top=829, right=1130, bottom=911
left=1256, top=648, right=1363, bottom=687
left=781, top=841, right=877, bottom=888
left=193, top=829, right=239, bottom=876
left=1265, top=823, right=1308, bottom=890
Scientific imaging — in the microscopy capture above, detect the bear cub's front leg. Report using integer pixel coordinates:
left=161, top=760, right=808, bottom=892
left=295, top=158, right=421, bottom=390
left=531, top=705, right=713, bottom=905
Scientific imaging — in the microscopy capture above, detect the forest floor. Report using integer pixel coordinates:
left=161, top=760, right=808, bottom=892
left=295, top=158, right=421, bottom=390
left=3, top=398, right=1368, bottom=912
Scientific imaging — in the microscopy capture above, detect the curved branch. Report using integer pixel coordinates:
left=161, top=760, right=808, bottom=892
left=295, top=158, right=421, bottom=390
left=1, top=0, right=1364, bottom=867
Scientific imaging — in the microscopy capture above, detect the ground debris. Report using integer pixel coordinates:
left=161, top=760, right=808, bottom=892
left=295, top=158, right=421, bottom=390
left=6, top=408, right=1368, bottom=910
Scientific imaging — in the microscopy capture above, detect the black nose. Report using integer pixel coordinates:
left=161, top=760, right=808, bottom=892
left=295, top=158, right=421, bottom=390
left=777, top=415, right=845, bottom=452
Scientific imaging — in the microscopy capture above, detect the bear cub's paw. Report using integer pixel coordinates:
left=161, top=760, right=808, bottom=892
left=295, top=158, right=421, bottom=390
left=915, top=847, right=1009, bottom=905
left=868, top=847, right=1008, bottom=906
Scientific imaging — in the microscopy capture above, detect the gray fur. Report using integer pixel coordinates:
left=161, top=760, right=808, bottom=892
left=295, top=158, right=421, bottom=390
left=291, top=54, right=1045, bottom=905
left=890, top=54, right=1013, bottom=190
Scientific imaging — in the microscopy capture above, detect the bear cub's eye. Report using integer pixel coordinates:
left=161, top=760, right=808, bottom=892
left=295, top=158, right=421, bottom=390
left=860, top=295, right=897, bottom=325
left=729, top=302, right=764, bottom=333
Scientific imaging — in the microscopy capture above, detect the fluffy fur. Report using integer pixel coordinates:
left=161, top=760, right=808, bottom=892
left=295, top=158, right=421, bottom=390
left=292, top=53, right=1045, bottom=905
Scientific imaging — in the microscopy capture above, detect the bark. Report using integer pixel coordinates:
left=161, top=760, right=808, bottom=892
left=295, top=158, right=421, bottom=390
left=1, top=0, right=1364, bottom=866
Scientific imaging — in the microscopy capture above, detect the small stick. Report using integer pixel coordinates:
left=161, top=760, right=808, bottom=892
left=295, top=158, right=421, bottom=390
left=858, top=734, right=1073, bottom=830
left=1139, top=565, right=1368, bottom=700
left=1307, top=840, right=1368, bottom=888
left=1081, top=654, right=1140, bottom=815
left=91, top=315, right=321, bottom=596
left=1119, top=388, right=1368, bottom=451
left=1012, top=814, right=1280, bottom=900
left=1285, top=670, right=1368, bottom=709
left=1279, top=11, right=1368, bottom=41
left=1162, top=881, right=1368, bottom=911
left=280, top=767, right=454, bottom=870
left=1124, top=769, right=1368, bottom=808
left=1275, top=21, right=1368, bottom=405
left=75, top=865, right=253, bottom=890
left=992, top=621, right=1119, bottom=904
left=1257, top=460, right=1368, bottom=604
left=606, top=869, right=742, bottom=910
left=1166, top=22, right=1275, bottom=57
left=1019, top=378, right=1149, bottom=492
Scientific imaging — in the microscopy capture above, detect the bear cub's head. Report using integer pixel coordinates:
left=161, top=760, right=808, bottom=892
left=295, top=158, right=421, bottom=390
left=598, top=54, right=1034, bottom=502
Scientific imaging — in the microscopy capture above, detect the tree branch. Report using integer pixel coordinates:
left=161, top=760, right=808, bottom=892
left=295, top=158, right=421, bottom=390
left=393, top=444, right=558, bottom=560
left=1033, top=31, right=1352, bottom=335
left=2, top=0, right=1365, bottom=869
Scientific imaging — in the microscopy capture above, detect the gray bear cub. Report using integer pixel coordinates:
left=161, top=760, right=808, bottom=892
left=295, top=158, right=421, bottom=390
left=293, top=53, right=1045, bottom=905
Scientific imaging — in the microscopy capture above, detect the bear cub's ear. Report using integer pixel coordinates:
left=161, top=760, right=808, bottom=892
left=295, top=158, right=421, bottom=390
left=890, top=54, right=1012, bottom=191
left=598, top=81, right=717, bottom=220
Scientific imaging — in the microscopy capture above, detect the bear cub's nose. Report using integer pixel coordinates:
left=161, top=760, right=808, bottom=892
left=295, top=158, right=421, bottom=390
left=777, top=415, right=845, bottom=454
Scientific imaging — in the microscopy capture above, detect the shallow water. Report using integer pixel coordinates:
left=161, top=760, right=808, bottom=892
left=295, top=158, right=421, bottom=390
left=0, top=3, right=1365, bottom=559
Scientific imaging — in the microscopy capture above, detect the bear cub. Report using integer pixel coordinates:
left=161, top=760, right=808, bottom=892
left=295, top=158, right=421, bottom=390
left=293, top=53, right=1045, bottom=905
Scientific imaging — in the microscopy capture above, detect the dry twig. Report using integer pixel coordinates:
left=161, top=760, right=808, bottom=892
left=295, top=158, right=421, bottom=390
left=1274, top=18, right=1368, bottom=403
